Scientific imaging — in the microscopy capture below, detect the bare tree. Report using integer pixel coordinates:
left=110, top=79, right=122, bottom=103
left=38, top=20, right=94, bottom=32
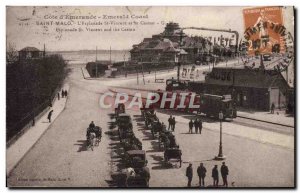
left=6, top=42, right=18, bottom=63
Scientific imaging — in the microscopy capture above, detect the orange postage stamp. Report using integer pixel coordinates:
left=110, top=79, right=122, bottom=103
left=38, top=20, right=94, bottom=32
left=243, top=6, right=286, bottom=55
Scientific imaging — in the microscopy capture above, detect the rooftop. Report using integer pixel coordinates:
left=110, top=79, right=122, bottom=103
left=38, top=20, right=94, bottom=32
left=19, top=47, right=40, bottom=52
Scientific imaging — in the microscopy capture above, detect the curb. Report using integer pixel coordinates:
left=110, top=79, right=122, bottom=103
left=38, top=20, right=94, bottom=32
left=237, top=115, right=294, bottom=128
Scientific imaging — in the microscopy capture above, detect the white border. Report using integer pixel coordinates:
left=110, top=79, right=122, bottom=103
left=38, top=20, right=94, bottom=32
left=1, top=0, right=299, bottom=193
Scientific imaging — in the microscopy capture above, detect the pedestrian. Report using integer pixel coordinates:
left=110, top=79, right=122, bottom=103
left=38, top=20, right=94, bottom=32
left=168, top=115, right=173, bottom=130
left=172, top=117, right=176, bottom=131
left=271, top=102, right=275, bottom=114
left=189, top=119, right=194, bottom=133
left=197, top=163, right=207, bottom=187
left=186, top=163, right=193, bottom=187
left=47, top=110, right=53, bottom=123
left=199, top=119, right=203, bottom=134
left=65, top=90, right=68, bottom=97
left=221, top=162, right=229, bottom=187
left=61, top=89, right=65, bottom=98
left=194, top=118, right=199, bottom=134
left=57, top=92, right=60, bottom=100
left=212, top=165, right=219, bottom=187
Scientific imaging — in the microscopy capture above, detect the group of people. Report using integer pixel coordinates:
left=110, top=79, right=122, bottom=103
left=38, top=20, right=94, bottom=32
left=186, top=162, right=229, bottom=187
left=167, top=115, right=176, bottom=131
left=57, top=89, right=68, bottom=100
left=62, top=89, right=68, bottom=98
left=188, top=119, right=203, bottom=134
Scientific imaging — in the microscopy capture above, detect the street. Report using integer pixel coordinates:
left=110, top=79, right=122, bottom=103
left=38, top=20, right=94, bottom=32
left=7, top=61, right=294, bottom=187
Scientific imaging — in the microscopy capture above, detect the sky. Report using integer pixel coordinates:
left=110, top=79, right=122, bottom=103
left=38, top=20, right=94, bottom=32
left=6, top=6, right=294, bottom=51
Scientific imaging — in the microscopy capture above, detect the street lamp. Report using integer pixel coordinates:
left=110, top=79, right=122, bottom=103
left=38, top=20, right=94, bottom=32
left=215, top=111, right=226, bottom=160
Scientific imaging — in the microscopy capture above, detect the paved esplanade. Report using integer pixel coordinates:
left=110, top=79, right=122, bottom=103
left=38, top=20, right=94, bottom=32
left=7, top=61, right=294, bottom=187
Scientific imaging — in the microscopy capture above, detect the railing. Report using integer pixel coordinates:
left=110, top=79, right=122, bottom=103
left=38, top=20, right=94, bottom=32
left=6, top=83, right=63, bottom=147
left=113, top=66, right=175, bottom=77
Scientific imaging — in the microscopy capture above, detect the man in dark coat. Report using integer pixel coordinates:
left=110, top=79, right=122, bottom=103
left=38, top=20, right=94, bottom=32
left=189, top=119, right=194, bottom=133
left=172, top=117, right=176, bottom=131
left=197, top=163, right=207, bottom=187
left=271, top=102, right=275, bottom=114
left=194, top=119, right=199, bottom=134
left=212, top=165, right=219, bottom=187
left=199, top=119, right=203, bottom=134
left=47, top=110, right=53, bottom=123
left=168, top=115, right=173, bottom=130
left=61, top=89, right=64, bottom=98
left=186, top=163, right=193, bottom=187
left=65, top=90, right=68, bottom=97
left=221, top=162, right=229, bottom=187
left=89, top=121, right=95, bottom=128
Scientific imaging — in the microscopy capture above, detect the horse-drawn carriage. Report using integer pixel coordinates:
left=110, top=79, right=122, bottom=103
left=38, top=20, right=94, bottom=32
left=115, top=103, right=125, bottom=117
left=118, top=127, right=134, bottom=142
left=86, top=126, right=102, bottom=151
left=140, top=102, right=154, bottom=117
left=143, top=111, right=159, bottom=129
left=158, top=130, right=178, bottom=150
left=123, top=150, right=150, bottom=187
left=126, top=166, right=150, bottom=187
left=124, top=150, right=148, bottom=168
left=149, top=120, right=166, bottom=139
left=116, top=113, right=133, bottom=130
left=122, top=135, right=142, bottom=151
left=164, top=147, right=182, bottom=167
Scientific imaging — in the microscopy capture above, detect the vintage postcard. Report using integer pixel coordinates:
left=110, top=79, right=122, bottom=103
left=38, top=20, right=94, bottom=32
left=6, top=6, right=295, bottom=188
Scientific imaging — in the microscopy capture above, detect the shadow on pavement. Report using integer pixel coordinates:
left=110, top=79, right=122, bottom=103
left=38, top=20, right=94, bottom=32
left=74, top=139, right=88, bottom=152
left=149, top=154, right=175, bottom=170
left=141, top=130, right=154, bottom=141
left=133, top=115, right=144, bottom=122
left=108, top=121, right=116, bottom=130
left=136, top=122, right=145, bottom=127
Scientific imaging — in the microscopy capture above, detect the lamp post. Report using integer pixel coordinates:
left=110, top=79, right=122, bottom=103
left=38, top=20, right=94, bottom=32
left=215, top=111, right=226, bottom=160
left=177, top=29, right=184, bottom=81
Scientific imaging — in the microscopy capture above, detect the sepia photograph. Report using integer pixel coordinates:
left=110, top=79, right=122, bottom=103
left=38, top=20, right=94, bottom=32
left=5, top=5, right=295, bottom=188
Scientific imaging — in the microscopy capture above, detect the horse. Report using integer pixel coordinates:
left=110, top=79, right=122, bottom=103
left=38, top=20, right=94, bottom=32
left=87, top=132, right=96, bottom=151
left=121, top=167, right=136, bottom=187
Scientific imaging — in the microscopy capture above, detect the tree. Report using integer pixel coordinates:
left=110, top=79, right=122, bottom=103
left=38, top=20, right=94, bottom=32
left=6, top=42, right=18, bottom=63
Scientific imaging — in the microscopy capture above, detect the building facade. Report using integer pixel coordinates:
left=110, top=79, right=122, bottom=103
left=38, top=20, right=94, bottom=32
left=130, top=22, right=213, bottom=65
left=189, top=67, right=291, bottom=111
